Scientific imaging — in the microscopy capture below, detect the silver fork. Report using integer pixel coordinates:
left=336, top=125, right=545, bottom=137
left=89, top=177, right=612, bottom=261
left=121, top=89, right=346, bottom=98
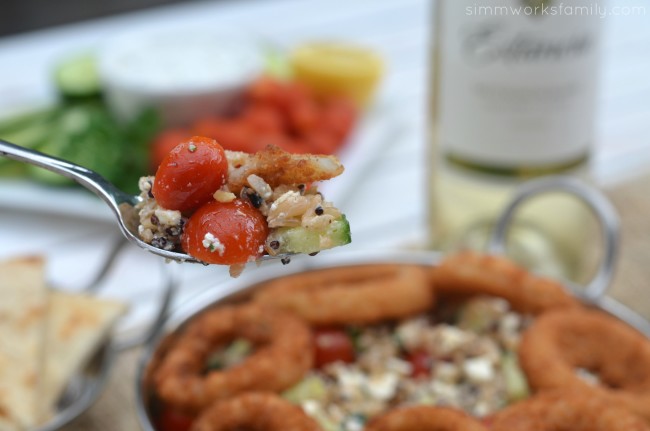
left=0, top=139, right=289, bottom=264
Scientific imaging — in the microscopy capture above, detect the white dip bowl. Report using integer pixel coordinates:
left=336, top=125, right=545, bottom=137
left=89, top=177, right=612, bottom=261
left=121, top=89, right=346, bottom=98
left=99, top=29, right=263, bottom=126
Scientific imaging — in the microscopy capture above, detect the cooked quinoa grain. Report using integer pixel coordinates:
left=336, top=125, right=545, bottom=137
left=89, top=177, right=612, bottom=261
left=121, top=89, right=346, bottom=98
left=135, top=176, right=184, bottom=251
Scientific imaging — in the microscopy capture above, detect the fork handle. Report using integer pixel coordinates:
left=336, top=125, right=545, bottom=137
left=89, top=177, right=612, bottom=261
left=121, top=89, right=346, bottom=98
left=0, top=139, right=134, bottom=205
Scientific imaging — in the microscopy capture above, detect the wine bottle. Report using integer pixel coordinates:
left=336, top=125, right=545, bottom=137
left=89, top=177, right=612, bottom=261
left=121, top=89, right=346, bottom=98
left=428, top=0, right=603, bottom=281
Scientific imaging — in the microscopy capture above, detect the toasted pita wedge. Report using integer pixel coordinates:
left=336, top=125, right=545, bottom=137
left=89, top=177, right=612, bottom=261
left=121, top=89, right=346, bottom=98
left=42, top=291, right=127, bottom=414
left=0, top=256, right=48, bottom=431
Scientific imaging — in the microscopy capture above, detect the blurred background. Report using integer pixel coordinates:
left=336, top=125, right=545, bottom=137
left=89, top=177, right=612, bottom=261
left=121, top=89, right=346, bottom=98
left=0, top=0, right=649, bottom=428
left=0, top=0, right=183, bottom=37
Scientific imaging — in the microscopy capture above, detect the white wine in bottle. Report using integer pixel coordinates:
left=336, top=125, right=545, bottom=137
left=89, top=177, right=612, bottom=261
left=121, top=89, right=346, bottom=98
left=429, top=0, right=603, bottom=281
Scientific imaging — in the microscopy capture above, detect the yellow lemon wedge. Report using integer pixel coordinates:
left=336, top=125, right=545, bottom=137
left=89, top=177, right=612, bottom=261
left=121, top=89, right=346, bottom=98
left=290, top=42, right=383, bottom=107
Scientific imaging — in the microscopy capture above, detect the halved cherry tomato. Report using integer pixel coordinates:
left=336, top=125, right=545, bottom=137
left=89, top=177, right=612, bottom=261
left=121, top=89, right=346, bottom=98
left=407, top=350, right=432, bottom=378
left=313, top=328, right=355, bottom=368
left=241, top=104, right=285, bottom=133
left=152, top=136, right=228, bottom=213
left=156, top=409, right=193, bottom=431
left=481, top=415, right=494, bottom=428
left=250, top=133, right=298, bottom=153
left=283, top=81, right=313, bottom=111
left=320, top=97, right=357, bottom=141
left=216, top=121, right=264, bottom=154
left=181, top=199, right=268, bottom=265
left=278, top=139, right=309, bottom=154
left=150, top=128, right=192, bottom=173
left=288, top=99, right=320, bottom=134
left=247, top=77, right=313, bottom=112
left=303, top=131, right=339, bottom=155
left=192, top=117, right=229, bottom=139
left=247, top=76, right=287, bottom=108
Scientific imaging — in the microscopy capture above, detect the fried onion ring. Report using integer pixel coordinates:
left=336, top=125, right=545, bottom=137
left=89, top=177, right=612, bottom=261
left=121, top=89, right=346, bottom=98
left=431, top=251, right=579, bottom=315
left=254, top=264, right=434, bottom=326
left=491, top=390, right=650, bottom=431
left=191, top=392, right=321, bottom=431
left=519, top=308, right=650, bottom=421
left=366, top=406, right=487, bottom=431
left=154, top=304, right=312, bottom=412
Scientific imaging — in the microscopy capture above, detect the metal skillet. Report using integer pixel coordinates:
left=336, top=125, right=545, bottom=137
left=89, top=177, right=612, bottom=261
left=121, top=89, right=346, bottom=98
left=133, top=176, right=650, bottom=430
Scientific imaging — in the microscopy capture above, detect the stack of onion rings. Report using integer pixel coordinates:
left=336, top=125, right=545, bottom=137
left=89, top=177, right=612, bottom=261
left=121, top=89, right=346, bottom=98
left=254, top=265, right=433, bottom=325
left=154, top=303, right=312, bottom=412
left=366, top=406, right=487, bottom=431
left=518, top=308, right=650, bottom=422
left=490, top=390, right=650, bottom=431
left=191, top=392, right=321, bottom=431
left=431, top=251, right=579, bottom=315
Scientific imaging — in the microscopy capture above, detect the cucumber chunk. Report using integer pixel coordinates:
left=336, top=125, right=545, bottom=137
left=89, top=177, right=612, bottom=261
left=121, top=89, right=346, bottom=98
left=501, top=351, right=530, bottom=403
left=282, top=375, right=327, bottom=403
left=54, top=54, right=102, bottom=99
left=267, top=215, right=351, bottom=255
left=0, top=108, right=57, bottom=137
left=206, top=339, right=253, bottom=371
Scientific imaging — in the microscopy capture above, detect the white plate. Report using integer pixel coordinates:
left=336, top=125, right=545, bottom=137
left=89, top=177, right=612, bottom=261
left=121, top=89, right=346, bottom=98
left=0, top=180, right=115, bottom=223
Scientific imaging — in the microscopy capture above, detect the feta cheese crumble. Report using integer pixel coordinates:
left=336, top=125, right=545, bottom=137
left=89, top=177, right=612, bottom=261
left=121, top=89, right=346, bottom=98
left=202, top=233, right=225, bottom=255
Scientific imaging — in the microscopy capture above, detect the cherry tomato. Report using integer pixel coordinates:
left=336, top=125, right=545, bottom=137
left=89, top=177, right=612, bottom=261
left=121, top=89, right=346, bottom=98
left=152, top=136, right=228, bottom=213
left=219, top=121, right=264, bottom=153
left=181, top=199, right=268, bottom=265
left=481, top=415, right=494, bottom=428
left=407, top=350, right=432, bottom=378
left=278, top=139, right=309, bottom=154
left=250, top=133, right=296, bottom=152
left=242, top=104, right=285, bottom=133
left=320, top=97, right=358, bottom=141
left=283, top=80, right=313, bottom=110
left=303, top=131, right=339, bottom=155
left=288, top=99, right=320, bottom=134
left=150, top=129, right=192, bottom=173
left=247, top=77, right=312, bottom=112
left=247, top=76, right=287, bottom=108
left=313, top=328, right=355, bottom=368
left=156, top=409, right=193, bottom=431
left=192, top=117, right=229, bottom=139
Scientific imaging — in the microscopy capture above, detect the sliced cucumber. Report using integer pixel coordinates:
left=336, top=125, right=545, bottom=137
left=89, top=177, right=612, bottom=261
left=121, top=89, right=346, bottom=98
left=0, top=120, right=53, bottom=150
left=0, top=162, right=27, bottom=177
left=0, top=108, right=57, bottom=137
left=26, top=130, right=73, bottom=185
left=0, top=108, right=58, bottom=172
left=24, top=105, right=112, bottom=185
left=54, top=54, right=102, bottom=99
left=267, top=215, right=351, bottom=255
left=501, top=351, right=530, bottom=403
left=457, top=299, right=503, bottom=334
left=206, top=339, right=253, bottom=371
left=282, top=375, right=328, bottom=403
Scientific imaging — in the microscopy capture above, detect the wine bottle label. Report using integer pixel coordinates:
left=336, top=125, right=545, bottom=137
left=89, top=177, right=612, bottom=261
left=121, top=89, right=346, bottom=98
left=437, top=0, right=602, bottom=167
